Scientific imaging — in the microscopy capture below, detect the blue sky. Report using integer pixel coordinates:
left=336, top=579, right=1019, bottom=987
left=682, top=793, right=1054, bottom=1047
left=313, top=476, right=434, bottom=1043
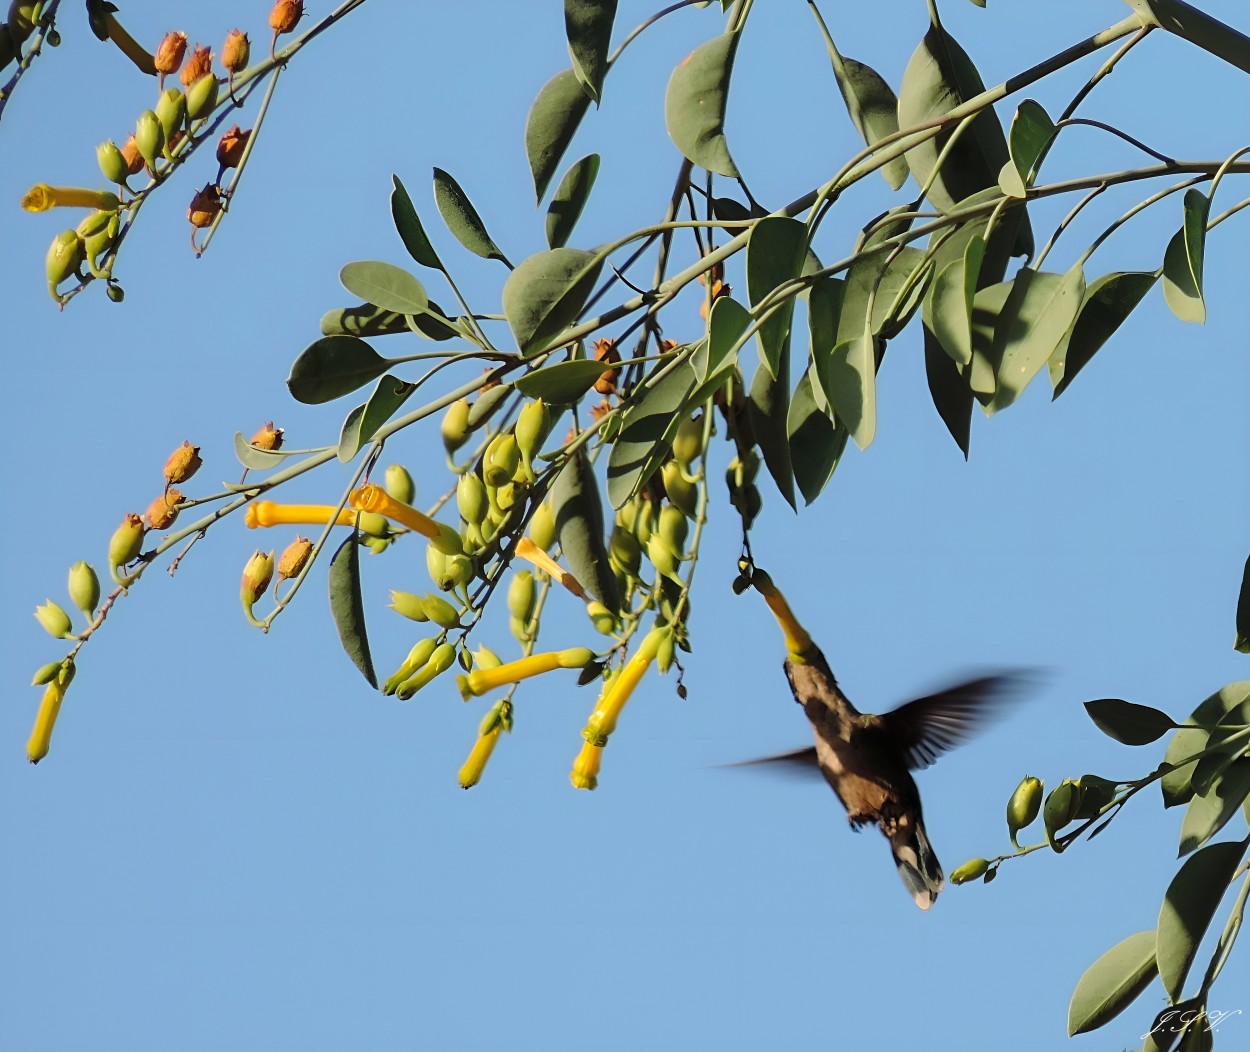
left=2, top=2, right=1248, bottom=1050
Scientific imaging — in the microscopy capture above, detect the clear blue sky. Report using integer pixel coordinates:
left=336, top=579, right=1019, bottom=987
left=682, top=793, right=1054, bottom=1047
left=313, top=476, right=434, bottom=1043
left=2, top=2, right=1248, bottom=1050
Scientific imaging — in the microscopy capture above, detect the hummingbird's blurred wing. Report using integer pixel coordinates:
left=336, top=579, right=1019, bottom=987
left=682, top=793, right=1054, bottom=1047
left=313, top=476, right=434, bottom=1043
left=877, top=674, right=1027, bottom=770
left=719, top=746, right=820, bottom=778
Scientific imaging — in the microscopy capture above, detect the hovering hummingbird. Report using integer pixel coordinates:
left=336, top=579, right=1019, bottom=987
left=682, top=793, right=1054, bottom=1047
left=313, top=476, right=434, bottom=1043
left=738, top=568, right=1026, bottom=910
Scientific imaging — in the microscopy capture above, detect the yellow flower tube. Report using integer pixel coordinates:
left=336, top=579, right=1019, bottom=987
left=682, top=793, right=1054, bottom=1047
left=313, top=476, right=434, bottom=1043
left=27, top=665, right=74, bottom=764
left=458, top=701, right=513, bottom=789
left=457, top=647, right=594, bottom=700
left=569, top=740, right=602, bottom=790
left=245, top=500, right=358, bottom=529
left=581, top=628, right=665, bottom=746
left=21, top=184, right=121, bottom=213
left=103, top=11, right=158, bottom=74
left=750, top=568, right=813, bottom=660
left=515, top=537, right=587, bottom=599
left=350, top=484, right=462, bottom=554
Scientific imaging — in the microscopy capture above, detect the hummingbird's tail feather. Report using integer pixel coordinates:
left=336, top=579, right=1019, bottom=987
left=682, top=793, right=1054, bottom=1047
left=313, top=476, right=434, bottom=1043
left=886, top=815, right=944, bottom=911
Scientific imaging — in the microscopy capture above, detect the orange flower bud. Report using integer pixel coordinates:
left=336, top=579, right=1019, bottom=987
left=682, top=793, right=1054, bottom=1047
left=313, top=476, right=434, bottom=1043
left=222, top=29, right=250, bottom=73
left=120, top=135, right=145, bottom=176
left=146, top=488, right=183, bottom=531
left=153, top=30, right=187, bottom=80
left=179, top=44, right=212, bottom=86
left=593, top=337, right=620, bottom=395
left=699, top=279, right=731, bottom=321
left=187, top=183, right=223, bottom=228
left=269, top=0, right=304, bottom=50
left=276, top=536, right=313, bottom=582
left=248, top=420, right=284, bottom=451
left=163, top=440, right=202, bottom=488
left=216, top=125, right=251, bottom=170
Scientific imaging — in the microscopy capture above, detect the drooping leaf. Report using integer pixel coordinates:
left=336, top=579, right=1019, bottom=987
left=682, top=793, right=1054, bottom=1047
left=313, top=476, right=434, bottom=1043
left=1179, top=759, right=1250, bottom=856
left=337, top=374, right=418, bottom=463
left=546, top=153, right=600, bottom=249
left=809, top=3, right=908, bottom=190
left=390, top=174, right=443, bottom=271
left=320, top=300, right=458, bottom=341
left=816, top=325, right=876, bottom=451
left=551, top=448, right=619, bottom=610
left=1236, top=554, right=1250, bottom=653
left=526, top=68, right=594, bottom=203
left=339, top=260, right=430, bottom=316
left=747, top=217, right=808, bottom=377
left=606, top=360, right=697, bottom=507
left=1067, top=930, right=1159, bottom=1036
left=1157, top=836, right=1250, bottom=1000
left=664, top=32, right=741, bottom=177
left=502, top=248, right=603, bottom=356
left=1162, top=682, right=1250, bottom=807
left=1051, top=271, right=1157, bottom=396
left=838, top=247, right=928, bottom=342
left=999, top=99, right=1056, bottom=198
left=925, top=233, right=986, bottom=366
left=565, top=0, right=617, bottom=104
left=695, top=296, right=750, bottom=385
left=788, top=367, right=848, bottom=504
left=433, top=167, right=512, bottom=267
left=328, top=533, right=378, bottom=689
left=1162, top=189, right=1209, bottom=324
left=807, top=276, right=845, bottom=364
left=748, top=354, right=796, bottom=509
left=968, top=279, right=1012, bottom=404
left=1084, top=698, right=1178, bottom=746
left=923, top=321, right=972, bottom=457
left=514, top=358, right=614, bottom=404
left=287, top=336, right=392, bottom=405
left=233, top=431, right=299, bottom=471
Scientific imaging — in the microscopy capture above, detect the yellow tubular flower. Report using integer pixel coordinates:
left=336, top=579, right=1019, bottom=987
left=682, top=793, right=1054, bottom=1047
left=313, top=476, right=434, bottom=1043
left=570, top=740, right=602, bottom=790
left=22, top=184, right=121, bottom=213
left=105, top=13, right=158, bottom=74
left=582, top=629, right=665, bottom=745
left=350, top=484, right=461, bottom=554
left=456, top=647, right=594, bottom=700
left=514, top=537, right=587, bottom=599
left=27, top=666, right=73, bottom=764
left=458, top=727, right=501, bottom=789
left=244, top=500, right=358, bottom=529
left=750, top=568, right=813, bottom=660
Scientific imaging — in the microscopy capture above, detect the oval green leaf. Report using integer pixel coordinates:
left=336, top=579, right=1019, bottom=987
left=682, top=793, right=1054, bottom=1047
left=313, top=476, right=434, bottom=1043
left=526, top=68, right=593, bottom=203
left=926, top=233, right=986, bottom=367
left=320, top=299, right=458, bottom=342
left=433, top=167, right=512, bottom=267
left=232, top=431, right=299, bottom=471
left=816, top=327, right=876, bottom=451
left=1051, top=271, right=1157, bottom=397
left=788, top=367, right=848, bottom=505
left=1162, top=189, right=1209, bottom=324
left=1067, top=929, right=1158, bottom=1036
left=606, top=360, right=697, bottom=508
left=328, top=533, right=377, bottom=689
left=748, top=354, right=796, bottom=509
left=664, top=33, right=741, bottom=178
left=565, top=0, right=616, bottom=105
left=1179, top=759, right=1250, bottom=856
left=339, top=261, right=429, bottom=316
left=747, top=217, right=808, bottom=377
left=1162, top=682, right=1250, bottom=808
left=697, top=295, right=750, bottom=384
left=287, top=335, right=392, bottom=405
left=502, top=247, right=603, bottom=356
left=1084, top=698, right=1178, bottom=746
left=551, top=448, right=619, bottom=611
left=337, top=374, right=418, bottom=463
left=514, top=358, right=614, bottom=404
left=923, top=321, right=973, bottom=458
left=390, top=174, right=443, bottom=271
left=546, top=153, right=600, bottom=249
left=999, top=99, right=1056, bottom=198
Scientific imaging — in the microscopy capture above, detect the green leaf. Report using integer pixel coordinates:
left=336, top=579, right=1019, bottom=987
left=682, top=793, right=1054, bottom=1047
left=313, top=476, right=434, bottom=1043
left=998, top=99, right=1056, bottom=198
left=696, top=295, right=750, bottom=384
left=1179, top=760, right=1250, bottom=856
left=233, top=431, right=297, bottom=471
left=747, top=217, right=808, bottom=377
left=1051, top=271, right=1157, bottom=397
left=1162, top=682, right=1250, bottom=807
left=328, top=533, right=377, bottom=689
left=1162, top=189, right=1209, bottom=324
left=514, top=359, right=613, bottom=404
left=807, top=276, right=845, bottom=364
left=339, top=260, right=429, bottom=316
left=968, top=279, right=1012, bottom=404
left=606, top=361, right=697, bottom=507
left=1236, top=554, right=1250, bottom=653
left=546, top=153, right=600, bottom=249
left=502, top=248, right=603, bottom=356
left=1073, top=774, right=1121, bottom=820
left=551, top=448, right=619, bottom=610
left=816, top=326, right=876, bottom=451
left=923, top=321, right=972, bottom=457
left=526, top=68, right=593, bottom=203
left=337, top=374, right=417, bottom=463
left=565, top=0, right=616, bottom=105
left=1067, top=930, right=1158, bottom=1036
left=287, top=335, right=392, bottom=405
left=838, top=247, right=928, bottom=342
left=664, top=32, right=741, bottom=178
left=986, top=265, right=1085, bottom=414
left=1084, top=698, right=1178, bottom=746
left=748, top=354, right=796, bottom=509
left=788, top=367, right=848, bottom=505
left=925, top=233, right=986, bottom=367
left=389, top=175, right=443, bottom=271
left=320, top=300, right=458, bottom=341
left=1158, top=836, right=1249, bottom=1000
left=432, top=167, right=512, bottom=267
left=809, top=3, right=908, bottom=190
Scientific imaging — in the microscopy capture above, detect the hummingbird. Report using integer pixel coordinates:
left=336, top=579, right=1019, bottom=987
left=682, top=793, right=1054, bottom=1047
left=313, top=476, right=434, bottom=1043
left=737, top=567, right=1026, bottom=910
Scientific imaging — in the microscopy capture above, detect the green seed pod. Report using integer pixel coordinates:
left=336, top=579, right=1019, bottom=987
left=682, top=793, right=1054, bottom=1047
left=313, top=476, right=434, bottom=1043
left=427, top=543, right=473, bottom=591
left=1006, top=776, right=1043, bottom=846
left=97, top=140, right=131, bottom=185
left=950, top=858, right=991, bottom=884
left=507, top=569, right=536, bottom=624
left=483, top=432, right=520, bottom=488
left=528, top=500, right=557, bottom=552
left=658, top=504, right=689, bottom=557
left=647, top=533, right=679, bottom=578
left=107, top=513, right=145, bottom=578
left=46, top=229, right=83, bottom=292
left=34, top=600, right=73, bottom=639
left=586, top=600, right=617, bottom=635
left=431, top=522, right=465, bottom=558
left=441, top=398, right=471, bottom=453
left=493, top=482, right=517, bottom=511
left=382, top=637, right=439, bottom=695
left=655, top=631, right=676, bottom=674
left=462, top=522, right=484, bottom=554
left=365, top=536, right=391, bottom=554
left=355, top=511, right=390, bottom=538
left=383, top=464, right=415, bottom=505
left=671, top=414, right=704, bottom=466
left=514, top=398, right=551, bottom=481
left=420, top=594, right=461, bottom=629
left=509, top=615, right=530, bottom=644
left=630, top=498, right=655, bottom=547
left=1043, top=780, right=1083, bottom=846
left=662, top=460, right=698, bottom=519
left=106, top=282, right=125, bottom=303
left=31, top=660, right=65, bottom=687
left=389, top=590, right=429, bottom=622
left=455, top=472, right=487, bottom=526
left=67, top=561, right=100, bottom=620
left=134, top=109, right=164, bottom=170
left=185, top=72, right=218, bottom=121
left=155, top=87, right=187, bottom=146
left=608, top=525, right=641, bottom=577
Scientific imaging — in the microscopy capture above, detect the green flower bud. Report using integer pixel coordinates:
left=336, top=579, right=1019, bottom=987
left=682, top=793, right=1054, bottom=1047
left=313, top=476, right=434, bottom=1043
left=586, top=600, right=617, bottom=635
left=557, top=647, right=596, bottom=669
left=34, top=600, right=74, bottom=639
left=473, top=645, right=502, bottom=671
left=507, top=569, right=536, bottom=624
left=528, top=500, right=557, bottom=552
left=509, top=615, right=530, bottom=644
left=1007, top=775, right=1043, bottom=846
left=395, top=642, right=457, bottom=700
left=441, top=398, right=471, bottom=453
left=155, top=87, right=187, bottom=147
left=662, top=460, right=698, bottom=519
left=515, top=398, right=551, bottom=481
left=671, top=414, right=704, bottom=466
left=1043, top=780, right=1083, bottom=846
left=31, top=660, right=65, bottom=687
left=655, top=630, right=676, bottom=674
left=483, top=432, right=520, bottom=488
left=420, top=593, right=461, bottom=629
left=608, top=525, right=641, bottom=577
left=950, top=858, right=991, bottom=884
left=389, top=590, right=429, bottom=622
left=382, top=637, right=438, bottom=695
left=46, top=229, right=83, bottom=293
left=384, top=464, right=415, bottom=506
left=185, top=72, right=218, bottom=121
left=67, top=561, right=100, bottom=620
left=427, top=543, right=473, bottom=591
left=97, top=140, right=131, bottom=185
left=647, top=532, right=679, bottom=578
left=457, top=472, right=488, bottom=526
left=135, top=109, right=165, bottom=170
left=108, top=513, right=145, bottom=580
left=658, top=504, right=689, bottom=557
